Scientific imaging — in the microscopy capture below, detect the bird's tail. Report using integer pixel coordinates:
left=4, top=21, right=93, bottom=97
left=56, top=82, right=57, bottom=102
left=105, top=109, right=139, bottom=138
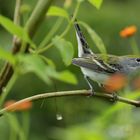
left=74, top=20, right=93, bottom=57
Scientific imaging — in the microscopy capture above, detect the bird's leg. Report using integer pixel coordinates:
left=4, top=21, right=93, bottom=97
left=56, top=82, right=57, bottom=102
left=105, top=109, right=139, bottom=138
left=84, top=76, right=95, bottom=96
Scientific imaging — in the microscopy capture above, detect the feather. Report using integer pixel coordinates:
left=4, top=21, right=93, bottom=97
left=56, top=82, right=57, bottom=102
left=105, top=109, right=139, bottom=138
left=72, top=54, right=122, bottom=74
left=74, top=21, right=93, bottom=57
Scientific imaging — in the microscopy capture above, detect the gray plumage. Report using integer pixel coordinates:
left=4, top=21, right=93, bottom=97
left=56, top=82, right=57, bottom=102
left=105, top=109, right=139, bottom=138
left=73, top=54, right=140, bottom=75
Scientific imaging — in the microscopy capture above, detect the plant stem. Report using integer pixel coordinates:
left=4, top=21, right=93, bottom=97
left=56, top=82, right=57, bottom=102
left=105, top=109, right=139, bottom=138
left=0, top=0, right=22, bottom=95
left=1, top=89, right=140, bottom=115
left=13, top=0, right=21, bottom=43
left=22, top=112, right=30, bottom=140
left=13, top=0, right=21, bottom=24
left=0, top=73, right=18, bottom=108
left=37, top=1, right=81, bottom=54
left=6, top=113, right=26, bottom=140
left=25, top=0, right=54, bottom=38
left=9, top=124, right=17, bottom=140
left=130, top=37, right=139, bottom=55
left=38, top=17, right=64, bottom=49
left=0, top=0, right=54, bottom=95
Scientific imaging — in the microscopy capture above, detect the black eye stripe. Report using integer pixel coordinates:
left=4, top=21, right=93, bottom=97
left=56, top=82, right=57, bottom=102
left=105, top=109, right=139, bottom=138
left=136, top=58, right=140, bottom=62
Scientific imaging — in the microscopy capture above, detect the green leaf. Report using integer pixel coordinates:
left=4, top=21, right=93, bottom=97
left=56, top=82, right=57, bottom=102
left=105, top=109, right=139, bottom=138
left=47, top=6, right=69, bottom=20
left=0, top=15, right=36, bottom=48
left=57, top=70, right=77, bottom=84
left=46, top=66, right=77, bottom=84
left=6, top=113, right=26, bottom=140
left=17, top=54, right=77, bottom=85
left=52, top=36, right=74, bottom=66
left=0, top=47, right=16, bottom=65
left=80, top=21, right=107, bottom=55
left=39, top=55, right=56, bottom=68
left=17, top=54, right=51, bottom=84
left=88, top=0, right=103, bottom=9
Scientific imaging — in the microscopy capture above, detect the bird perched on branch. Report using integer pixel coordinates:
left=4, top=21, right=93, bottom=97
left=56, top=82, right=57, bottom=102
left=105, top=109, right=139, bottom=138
left=72, top=20, right=140, bottom=98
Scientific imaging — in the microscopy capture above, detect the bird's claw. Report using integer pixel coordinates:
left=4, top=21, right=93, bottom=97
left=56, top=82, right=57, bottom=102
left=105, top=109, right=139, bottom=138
left=88, top=88, right=95, bottom=97
left=110, top=93, right=118, bottom=102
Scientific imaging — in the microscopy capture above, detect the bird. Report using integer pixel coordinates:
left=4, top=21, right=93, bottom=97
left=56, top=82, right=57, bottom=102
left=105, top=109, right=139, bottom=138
left=72, top=20, right=140, bottom=97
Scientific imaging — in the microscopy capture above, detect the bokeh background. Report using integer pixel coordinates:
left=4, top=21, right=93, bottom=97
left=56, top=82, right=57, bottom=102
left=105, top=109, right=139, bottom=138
left=0, top=0, right=140, bottom=140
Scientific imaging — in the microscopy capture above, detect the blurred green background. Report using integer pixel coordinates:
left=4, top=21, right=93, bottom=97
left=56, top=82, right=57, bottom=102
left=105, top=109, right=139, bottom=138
left=0, top=0, right=140, bottom=140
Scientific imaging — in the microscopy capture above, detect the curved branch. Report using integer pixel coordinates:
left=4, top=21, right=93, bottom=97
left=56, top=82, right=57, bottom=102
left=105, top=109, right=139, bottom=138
left=0, top=89, right=140, bottom=116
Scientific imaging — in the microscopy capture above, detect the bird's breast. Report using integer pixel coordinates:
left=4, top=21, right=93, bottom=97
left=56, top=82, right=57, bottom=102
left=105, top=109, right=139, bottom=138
left=81, top=67, right=109, bottom=84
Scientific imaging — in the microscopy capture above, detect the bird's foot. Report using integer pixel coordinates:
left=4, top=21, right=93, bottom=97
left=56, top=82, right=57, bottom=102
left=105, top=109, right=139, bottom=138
left=110, top=92, right=118, bottom=102
left=88, top=88, right=95, bottom=97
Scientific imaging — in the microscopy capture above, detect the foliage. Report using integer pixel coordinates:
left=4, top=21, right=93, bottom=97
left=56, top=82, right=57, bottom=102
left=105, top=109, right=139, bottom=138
left=88, top=0, right=103, bottom=9
left=47, top=6, right=69, bottom=20
left=0, top=0, right=140, bottom=140
left=52, top=36, right=74, bottom=66
left=0, top=15, right=35, bottom=48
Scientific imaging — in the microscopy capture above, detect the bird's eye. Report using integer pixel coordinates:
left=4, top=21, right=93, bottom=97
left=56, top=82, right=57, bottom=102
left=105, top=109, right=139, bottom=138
left=136, top=58, right=140, bottom=62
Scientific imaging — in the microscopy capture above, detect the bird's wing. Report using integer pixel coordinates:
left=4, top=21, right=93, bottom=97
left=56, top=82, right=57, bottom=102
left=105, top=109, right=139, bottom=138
left=72, top=54, right=121, bottom=74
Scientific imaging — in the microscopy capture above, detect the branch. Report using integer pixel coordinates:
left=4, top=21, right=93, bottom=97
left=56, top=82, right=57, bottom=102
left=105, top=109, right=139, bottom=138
left=0, top=90, right=140, bottom=116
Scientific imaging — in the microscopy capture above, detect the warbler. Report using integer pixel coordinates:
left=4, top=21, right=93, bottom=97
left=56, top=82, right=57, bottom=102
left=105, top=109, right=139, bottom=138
left=72, top=21, right=140, bottom=96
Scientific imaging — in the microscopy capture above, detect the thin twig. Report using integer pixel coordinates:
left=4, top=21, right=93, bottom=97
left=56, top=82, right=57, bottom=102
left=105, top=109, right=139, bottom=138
left=1, top=90, right=140, bottom=116
left=13, top=0, right=21, bottom=42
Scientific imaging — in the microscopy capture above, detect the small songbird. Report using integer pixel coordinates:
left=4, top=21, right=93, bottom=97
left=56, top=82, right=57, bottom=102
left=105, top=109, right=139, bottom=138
left=72, top=20, right=140, bottom=96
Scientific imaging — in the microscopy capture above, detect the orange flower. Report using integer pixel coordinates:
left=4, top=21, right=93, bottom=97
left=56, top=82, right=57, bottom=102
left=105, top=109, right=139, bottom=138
left=120, top=25, right=137, bottom=38
left=4, top=100, right=32, bottom=112
left=104, top=73, right=127, bottom=93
